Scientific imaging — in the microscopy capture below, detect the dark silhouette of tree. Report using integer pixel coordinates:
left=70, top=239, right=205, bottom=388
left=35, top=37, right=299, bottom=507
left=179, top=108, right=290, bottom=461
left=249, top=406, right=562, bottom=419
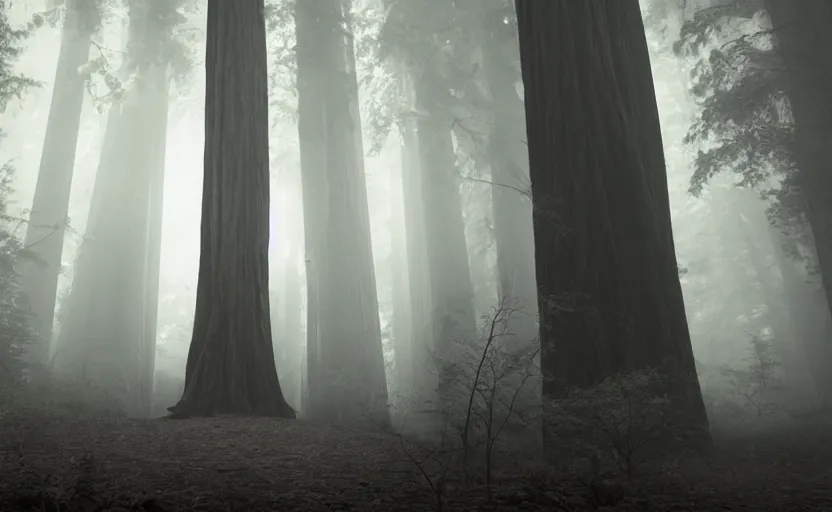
left=515, top=0, right=710, bottom=446
left=169, top=0, right=294, bottom=418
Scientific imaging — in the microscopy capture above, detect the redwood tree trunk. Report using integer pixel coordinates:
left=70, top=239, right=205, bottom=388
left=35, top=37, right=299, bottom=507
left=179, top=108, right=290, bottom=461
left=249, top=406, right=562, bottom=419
left=55, top=0, right=175, bottom=417
left=389, top=150, right=413, bottom=394
left=294, top=0, right=329, bottom=420
left=139, top=61, right=170, bottom=417
left=516, top=0, right=709, bottom=442
left=413, top=68, right=478, bottom=370
left=170, top=0, right=294, bottom=418
left=20, top=0, right=98, bottom=365
left=395, top=115, right=435, bottom=401
left=294, top=0, right=389, bottom=423
left=762, top=1, right=832, bottom=399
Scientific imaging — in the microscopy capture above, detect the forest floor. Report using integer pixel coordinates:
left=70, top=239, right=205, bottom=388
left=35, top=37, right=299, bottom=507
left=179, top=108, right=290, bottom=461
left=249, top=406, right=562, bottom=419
left=2, top=401, right=832, bottom=511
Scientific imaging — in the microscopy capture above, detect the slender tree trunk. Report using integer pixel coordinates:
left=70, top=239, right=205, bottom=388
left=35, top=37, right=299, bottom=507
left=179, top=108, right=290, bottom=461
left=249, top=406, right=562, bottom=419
left=480, top=0, right=538, bottom=345
left=389, top=154, right=413, bottom=395
left=294, top=0, right=388, bottom=423
left=294, top=0, right=328, bottom=421
left=396, top=113, right=435, bottom=400
left=516, top=0, right=710, bottom=448
left=170, top=0, right=294, bottom=418
left=283, top=243, right=304, bottom=413
left=140, top=61, right=170, bottom=417
left=20, top=0, right=98, bottom=365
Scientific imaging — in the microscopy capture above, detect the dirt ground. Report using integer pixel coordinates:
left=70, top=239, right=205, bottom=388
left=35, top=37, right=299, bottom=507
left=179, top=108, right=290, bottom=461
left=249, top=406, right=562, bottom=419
left=2, top=402, right=832, bottom=511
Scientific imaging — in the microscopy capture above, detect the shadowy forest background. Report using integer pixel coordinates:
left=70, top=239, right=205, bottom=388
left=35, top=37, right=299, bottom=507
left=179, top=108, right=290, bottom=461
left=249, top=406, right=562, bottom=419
left=1, top=0, right=832, bottom=508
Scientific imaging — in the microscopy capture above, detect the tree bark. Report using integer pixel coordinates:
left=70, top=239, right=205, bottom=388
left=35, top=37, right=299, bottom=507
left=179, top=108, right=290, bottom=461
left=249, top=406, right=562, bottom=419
left=170, top=0, right=294, bottom=418
left=763, top=0, right=832, bottom=328
left=20, top=0, right=98, bottom=365
left=516, top=0, right=709, bottom=444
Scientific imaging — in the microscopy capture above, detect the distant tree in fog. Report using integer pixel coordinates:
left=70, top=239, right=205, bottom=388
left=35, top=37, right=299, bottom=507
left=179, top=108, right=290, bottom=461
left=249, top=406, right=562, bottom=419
left=18, top=0, right=99, bottom=366
left=293, top=0, right=389, bottom=423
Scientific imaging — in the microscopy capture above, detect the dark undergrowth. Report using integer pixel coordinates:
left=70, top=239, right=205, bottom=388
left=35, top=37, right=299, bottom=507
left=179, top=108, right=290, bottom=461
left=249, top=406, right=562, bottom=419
left=2, top=400, right=832, bottom=511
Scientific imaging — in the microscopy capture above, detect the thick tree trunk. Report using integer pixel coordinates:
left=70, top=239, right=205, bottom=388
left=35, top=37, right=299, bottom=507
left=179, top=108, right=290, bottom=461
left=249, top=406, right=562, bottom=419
left=170, top=0, right=294, bottom=418
left=516, top=0, right=709, bottom=444
left=294, top=0, right=388, bottom=423
left=763, top=1, right=832, bottom=329
left=413, top=68, right=478, bottom=378
left=416, top=112, right=477, bottom=388
left=55, top=0, right=174, bottom=417
left=20, top=0, right=97, bottom=365
left=770, top=229, right=832, bottom=408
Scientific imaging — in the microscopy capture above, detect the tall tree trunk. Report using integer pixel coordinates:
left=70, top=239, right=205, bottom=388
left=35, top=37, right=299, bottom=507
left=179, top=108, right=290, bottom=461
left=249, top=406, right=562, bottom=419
left=769, top=226, right=832, bottom=408
left=413, top=67, right=478, bottom=391
left=516, top=0, right=710, bottom=447
left=389, top=152, right=412, bottom=396
left=763, top=1, right=832, bottom=327
left=294, top=0, right=328, bottom=421
left=283, top=243, right=304, bottom=413
left=479, top=0, right=538, bottom=346
left=294, top=0, right=388, bottom=423
left=169, top=0, right=294, bottom=418
left=396, top=113, right=435, bottom=400
left=55, top=0, right=174, bottom=417
left=728, top=189, right=811, bottom=404
left=140, top=60, right=170, bottom=418
left=20, top=0, right=98, bottom=366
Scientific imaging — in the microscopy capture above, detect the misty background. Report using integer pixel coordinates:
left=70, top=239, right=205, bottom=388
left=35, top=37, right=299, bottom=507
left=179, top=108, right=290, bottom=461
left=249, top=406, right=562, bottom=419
left=2, top=0, right=828, bottom=426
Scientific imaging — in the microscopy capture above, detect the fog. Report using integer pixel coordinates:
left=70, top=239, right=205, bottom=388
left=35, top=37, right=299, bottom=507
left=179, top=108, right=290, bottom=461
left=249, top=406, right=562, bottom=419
left=3, top=0, right=830, bottom=430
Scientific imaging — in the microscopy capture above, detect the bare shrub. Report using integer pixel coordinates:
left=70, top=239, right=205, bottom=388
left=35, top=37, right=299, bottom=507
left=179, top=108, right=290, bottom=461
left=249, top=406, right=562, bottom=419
left=546, top=368, right=671, bottom=479
left=721, top=335, right=784, bottom=418
left=388, top=296, right=541, bottom=504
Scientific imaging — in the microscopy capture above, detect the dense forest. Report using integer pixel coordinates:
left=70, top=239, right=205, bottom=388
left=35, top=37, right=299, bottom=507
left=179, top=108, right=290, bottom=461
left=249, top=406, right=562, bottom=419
left=1, top=0, right=831, bottom=510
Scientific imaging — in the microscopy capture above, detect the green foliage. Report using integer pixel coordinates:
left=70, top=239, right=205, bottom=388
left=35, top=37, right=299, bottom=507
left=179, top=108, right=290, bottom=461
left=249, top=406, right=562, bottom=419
left=0, top=0, right=38, bottom=391
left=0, top=166, right=38, bottom=390
left=265, top=0, right=297, bottom=124
left=0, top=0, right=39, bottom=113
left=85, top=0, right=197, bottom=111
left=546, top=369, right=672, bottom=478
left=369, top=0, right=515, bottom=160
left=674, top=2, right=811, bottom=258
